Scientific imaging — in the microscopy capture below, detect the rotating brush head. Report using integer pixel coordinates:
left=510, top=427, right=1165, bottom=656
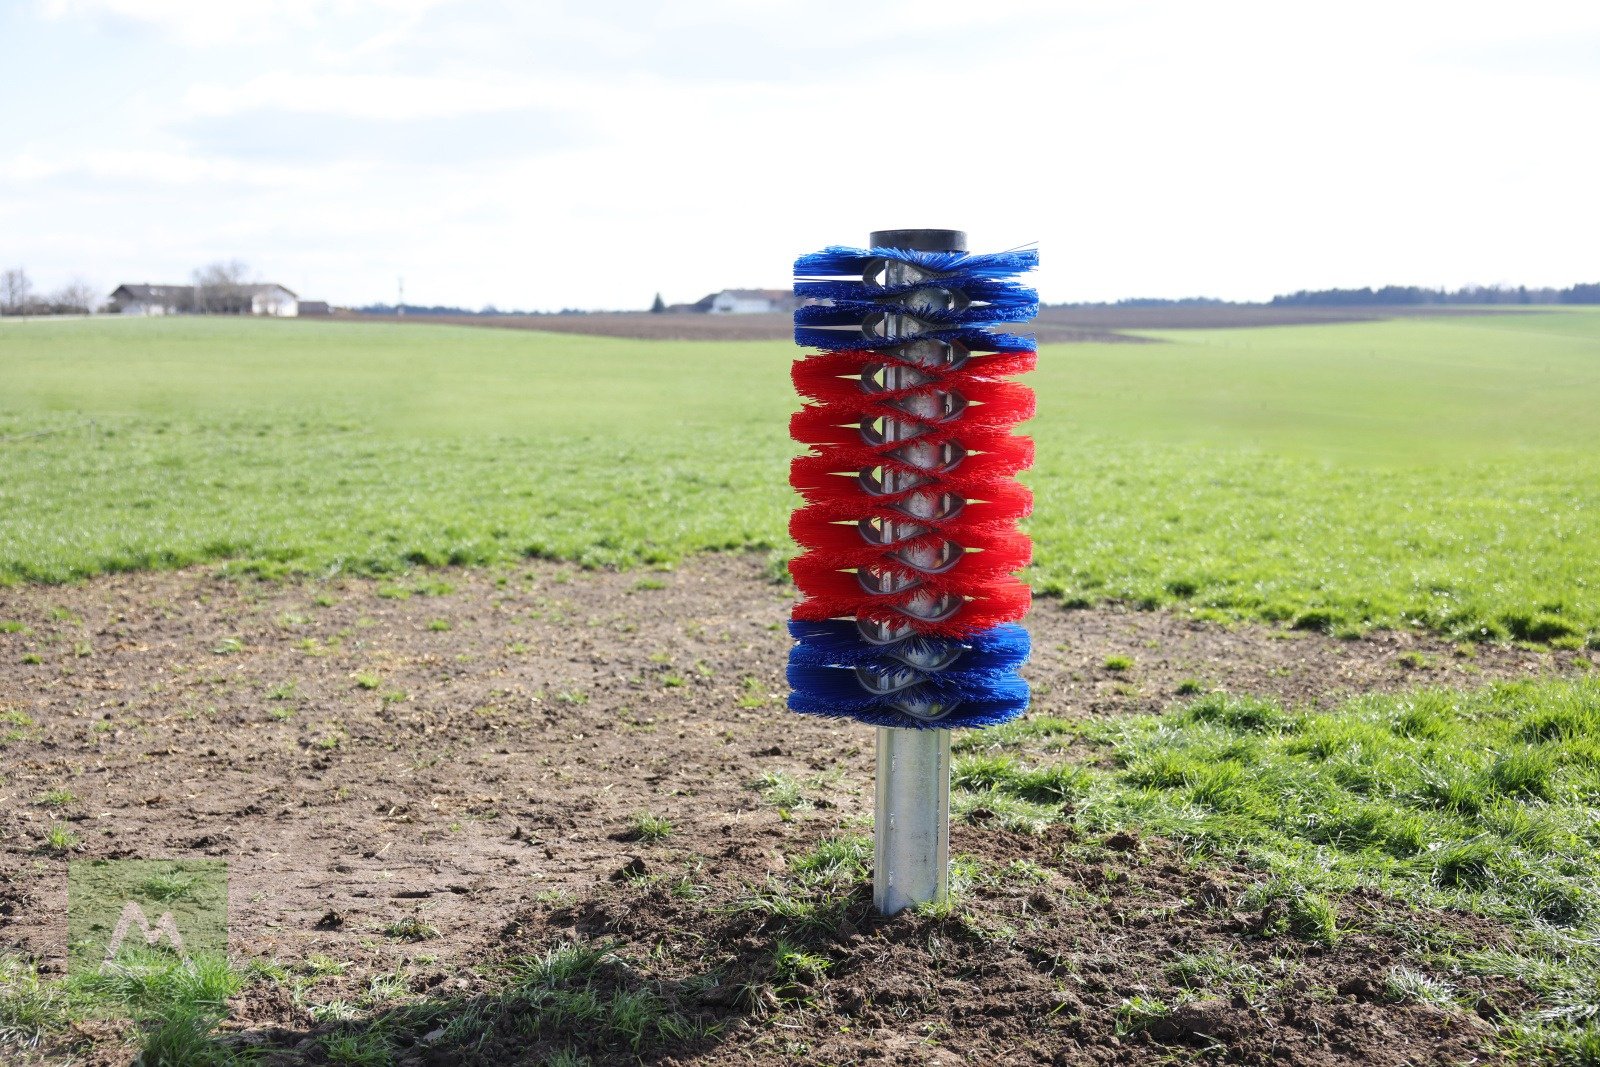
left=787, top=237, right=1037, bottom=730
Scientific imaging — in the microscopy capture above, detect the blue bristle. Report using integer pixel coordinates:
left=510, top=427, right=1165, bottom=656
left=787, top=686, right=1029, bottom=731
left=788, top=664, right=1028, bottom=703
left=794, top=246, right=1038, bottom=281
left=787, top=620, right=1029, bottom=673
left=796, top=298, right=1036, bottom=331
left=794, top=276, right=1038, bottom=309
left=793, top=325, right=1036, bottom=354
left=785, top=620, right=1031, bottom=730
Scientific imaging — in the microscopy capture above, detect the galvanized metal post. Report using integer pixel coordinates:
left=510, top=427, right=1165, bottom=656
left=868, top=227, right=965, bottom=915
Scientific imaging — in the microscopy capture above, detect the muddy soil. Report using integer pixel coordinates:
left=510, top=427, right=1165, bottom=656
left=0, top=553, right=1586, bottom=1063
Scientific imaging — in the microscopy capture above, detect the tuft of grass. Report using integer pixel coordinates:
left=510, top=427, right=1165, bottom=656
left=0, top=956, right=69, bottom=1049
left=770, top=938, right=830, bottom=1002
left=1114, top=994, right=1174, bottom=1037
left=1240, top=878, right=1339, bottom=945
left=38, top=788, right=76, bottom=808
left=42, top=823, right=77, bottom=854
left=497, top=941, right=706, bottom=1052
left=321, top=1030, right=392, bottom=1066
left=625, top=812, right=673, bottom=843
left=352, top=672, right=381, bottom=690
left=953, top=754, right=1088, bottom=805
left=1103, top=655, right=1134, bottom=672
left=139, top=871, right=200, bottom=903
left=383, top=915, right=440, bottom=942
left=1382, top=966, right=1458, bottom=1009
left=63, top=949, right=251, bottom=1064
left=787, top=835, right=871, bottom=882
left=751, top=771, right=807, bottom=815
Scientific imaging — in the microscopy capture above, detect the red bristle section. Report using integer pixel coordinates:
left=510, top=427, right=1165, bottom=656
left=789, top=336, right=1035, bottom=635
left=790, top=513, right=1029, bottom=559
left=787, top=525, right=1032, bottom=577
left=791, top=481, right=1033, bottom=525
left=790, top=573, right=1033, bottom=639
left=790, top=446, right=1031, bottom=495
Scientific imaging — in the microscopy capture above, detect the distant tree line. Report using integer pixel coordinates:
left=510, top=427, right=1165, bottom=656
left=0, top=259, right=274, bottom=316
left=0, top=268, right=100, bottom=316
left=1271, top=283, right=1600, bottom=306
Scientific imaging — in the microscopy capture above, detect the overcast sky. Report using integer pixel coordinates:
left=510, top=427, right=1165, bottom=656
left=2, top=0, right=1597, bottom=310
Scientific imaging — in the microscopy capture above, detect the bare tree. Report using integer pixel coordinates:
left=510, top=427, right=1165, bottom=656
left=50, top=278, right=102, bottom=315
left=192, top=259, right=252, bottom=314
left=1, top=267, right=31, bottom=315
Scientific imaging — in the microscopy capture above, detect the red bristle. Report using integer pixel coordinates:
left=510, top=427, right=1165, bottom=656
left=791, top=480, right=1034, bottom=523
left=795, top=349, right=1037, bottom=386
left=790, top=573, right=1033, bottom=639
left=790, top=445, right=1032, bottom=493
left=790, top=556, right=1031, bottom=603
left=790, top=513, right=1030, bottom=558
left=788, top=532, right=1033, bottom=583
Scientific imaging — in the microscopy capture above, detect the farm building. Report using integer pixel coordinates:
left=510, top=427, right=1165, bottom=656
left=298, top=300, right=331, bottom=316
left=108, top=284, right=192, bottom=316
left=108, top=283, right=300, bottom=317
left=708, top=288, right=795, bottom=314
left=241, top=284, right=299, bottom=316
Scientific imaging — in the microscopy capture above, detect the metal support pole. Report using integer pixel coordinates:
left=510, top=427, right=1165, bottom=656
left=868, top=227, right=965, bottom=915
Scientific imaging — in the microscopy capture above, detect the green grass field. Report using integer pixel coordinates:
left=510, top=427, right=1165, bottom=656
left=2, top=311, right=1597, bottom=642
left=953, top=676, right=1600, bottom=1063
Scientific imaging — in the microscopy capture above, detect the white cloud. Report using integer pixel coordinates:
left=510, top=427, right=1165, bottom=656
left=39, top=0, right=448, bottom=46
left=180, top=72, right=588, bottom=120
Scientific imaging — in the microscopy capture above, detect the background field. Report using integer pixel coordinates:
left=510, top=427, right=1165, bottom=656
left=2, top=311, right=1597, bottom=643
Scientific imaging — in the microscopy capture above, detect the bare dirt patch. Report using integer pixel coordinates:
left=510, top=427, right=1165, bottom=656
left=1, top=554, right=1585, bottom=1063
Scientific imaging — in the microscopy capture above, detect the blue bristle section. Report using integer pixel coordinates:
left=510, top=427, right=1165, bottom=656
left=787, top=620, right=1028, bottom=672
left=794, top=325, right=1036, bottom=354
left=795, top=246, right=1038, bottom=281
left=794, top=276, right=1037, bottom=308
left=788, top=683, right=1028, bottom=730
left=796, top=298, right=1036, bottom=331
left=785, top=620, right=1031, bottom=730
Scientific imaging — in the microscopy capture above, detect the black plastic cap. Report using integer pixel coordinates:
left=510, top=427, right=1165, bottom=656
left=869, top=229, right=967, bottom=253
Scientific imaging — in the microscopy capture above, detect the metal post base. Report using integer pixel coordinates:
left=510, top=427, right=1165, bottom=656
left=873, top=726, right=951, bottom=915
